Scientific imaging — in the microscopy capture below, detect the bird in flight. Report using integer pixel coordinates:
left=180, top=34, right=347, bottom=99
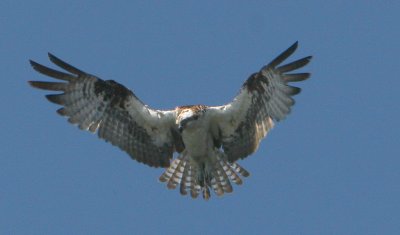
left=29, top=42, right=311, bottom=200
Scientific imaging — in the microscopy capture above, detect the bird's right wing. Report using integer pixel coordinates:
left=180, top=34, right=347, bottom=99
left=29, top=53, right=178, bottom=167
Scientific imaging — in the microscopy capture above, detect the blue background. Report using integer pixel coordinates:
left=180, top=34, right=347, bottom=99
left=1, top=1, right=399, bottom=234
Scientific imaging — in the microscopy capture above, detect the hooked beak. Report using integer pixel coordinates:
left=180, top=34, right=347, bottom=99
left=178, top=119, right=188, bottom=133
left=178, top=122, right=186, bottom=133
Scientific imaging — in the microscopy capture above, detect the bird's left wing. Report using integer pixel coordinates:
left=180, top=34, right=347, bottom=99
left=208, top=42, right=312, bottom=162
left=29, top=53, right=178, bottom=168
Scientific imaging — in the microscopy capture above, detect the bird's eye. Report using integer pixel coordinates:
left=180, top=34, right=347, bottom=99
left=193, top=116, right=199, bottom=120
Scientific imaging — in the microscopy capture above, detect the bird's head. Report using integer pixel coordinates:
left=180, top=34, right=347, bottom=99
left=176, top=106, right=206, bottom=132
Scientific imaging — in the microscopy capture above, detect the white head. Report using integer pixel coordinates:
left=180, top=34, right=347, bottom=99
left=176, top=105, right=207, bottom=132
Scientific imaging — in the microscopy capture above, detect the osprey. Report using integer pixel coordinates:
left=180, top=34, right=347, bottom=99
left=29, top=42, right=311, bottom=200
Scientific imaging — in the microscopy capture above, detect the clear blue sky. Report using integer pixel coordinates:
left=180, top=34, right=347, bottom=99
left=1, top=1, right=399, bottom=234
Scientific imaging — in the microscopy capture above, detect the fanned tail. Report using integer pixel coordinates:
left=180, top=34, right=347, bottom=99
left=160, top=150, right=250, bottom=200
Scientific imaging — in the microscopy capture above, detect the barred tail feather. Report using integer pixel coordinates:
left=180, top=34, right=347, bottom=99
left=159, top=151, right=250, bottom=200
left=230, top=161, right=250, bottom=178
left=212, top=152, right=233, bottom=195
left=166, top=157, right=185, bottom=189
left=222, top=161, right=243, bottom=185
left=179, top=160, right=189, bottom=195
left=159, top=155, right=182, bottom=187
left=179, top=159, right=201, bottom=198
left=159, top=151, right=201, bottom=199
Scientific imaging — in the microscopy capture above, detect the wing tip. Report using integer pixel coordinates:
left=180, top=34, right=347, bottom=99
left=45, top=94, right=64, bottom=105
left=267, top=41, right=300, bottom=69
left=46, top=53, right=86, bottom=75
left=47, top=52, right=63, bottom=66
left=287, top=41, right=299, bottom=55
left=304, top=55, right=313, bottom=62
left=27, top=80, right=36, bottom=87
left=29, top=59, right=41, bottom=71
left=283, top=73, right=311, bottom=82
left=28, top=80, right=48, bottom=90
left=290, top=41, right=299, bottom=51
left=302, top=56, right=313, bottom=68
left=289, top=86, right=302, bottom=96
left=47, top=52, right=57, bottom=63
left=28, top=81, right=66, bottom=91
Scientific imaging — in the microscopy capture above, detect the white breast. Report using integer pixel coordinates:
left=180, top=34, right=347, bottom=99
left=182, top=127, right=210, bottom=158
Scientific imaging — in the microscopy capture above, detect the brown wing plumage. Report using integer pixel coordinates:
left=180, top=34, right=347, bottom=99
left=29, top=53, right=177, bottom=167
left=209, top=42, right=312, bottom=162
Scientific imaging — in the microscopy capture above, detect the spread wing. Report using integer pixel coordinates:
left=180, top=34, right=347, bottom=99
left=209, top=42, right=312, bottom=162
left=29, top=53, right=178, bottom=168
